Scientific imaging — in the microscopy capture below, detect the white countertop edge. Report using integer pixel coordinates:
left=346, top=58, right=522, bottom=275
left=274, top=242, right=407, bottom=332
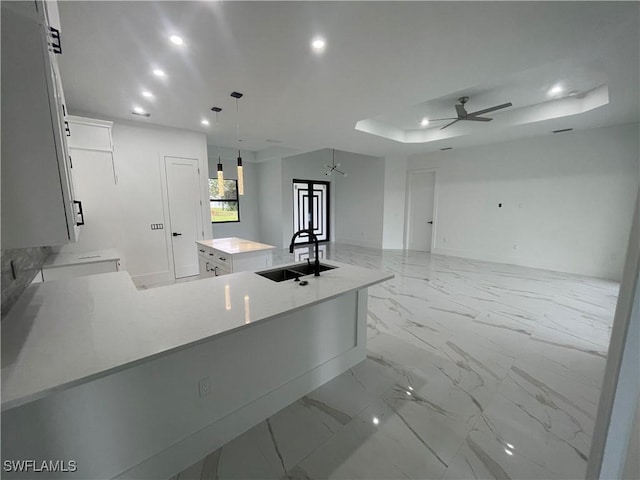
left=1, top=261, right=392, bottom=411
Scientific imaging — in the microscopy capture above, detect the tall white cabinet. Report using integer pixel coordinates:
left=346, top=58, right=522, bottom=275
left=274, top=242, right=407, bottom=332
left=1, top=0, right=82, bottom=248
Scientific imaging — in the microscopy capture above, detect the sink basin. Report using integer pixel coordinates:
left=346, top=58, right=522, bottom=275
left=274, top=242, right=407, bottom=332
left=289, top=262, right=336, bottom=276
left=255, top=263, right=337, bottom=282
left=256, top=268, right=304, bottom=282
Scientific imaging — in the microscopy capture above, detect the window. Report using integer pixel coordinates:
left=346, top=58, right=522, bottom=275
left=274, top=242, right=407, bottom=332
left=210, top=178, right=240, bottom=223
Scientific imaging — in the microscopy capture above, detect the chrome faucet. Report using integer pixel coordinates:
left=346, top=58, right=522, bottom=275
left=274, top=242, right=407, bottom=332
left=289, top=229, right=320, bottom=276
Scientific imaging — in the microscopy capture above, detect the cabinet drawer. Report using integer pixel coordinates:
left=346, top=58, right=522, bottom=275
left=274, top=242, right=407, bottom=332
left=212, top=249, right=231, bottom=267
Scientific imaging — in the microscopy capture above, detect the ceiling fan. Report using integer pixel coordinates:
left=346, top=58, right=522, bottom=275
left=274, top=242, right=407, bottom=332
left=431, top=96, right=513, bottom=130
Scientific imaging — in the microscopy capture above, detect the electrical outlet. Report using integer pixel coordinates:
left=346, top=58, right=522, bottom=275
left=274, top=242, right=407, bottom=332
left=198, top=377, right=211, bottom=398
left=150, top=223, right=164, bottom=230
left=513, top=244, right=519, bottom=251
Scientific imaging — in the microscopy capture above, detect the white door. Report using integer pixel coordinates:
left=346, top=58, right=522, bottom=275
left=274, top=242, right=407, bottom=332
left=406, top=171, right=436, bottom=252
left=165, top=157, right=202, bottom=278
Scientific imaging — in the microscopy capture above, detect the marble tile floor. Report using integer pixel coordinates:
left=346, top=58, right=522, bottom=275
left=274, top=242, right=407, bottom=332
left=169, top=244, right=619, bottom=480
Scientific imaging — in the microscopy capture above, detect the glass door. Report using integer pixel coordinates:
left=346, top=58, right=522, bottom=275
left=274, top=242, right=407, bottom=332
left=292, top=179, right=330, bottom=244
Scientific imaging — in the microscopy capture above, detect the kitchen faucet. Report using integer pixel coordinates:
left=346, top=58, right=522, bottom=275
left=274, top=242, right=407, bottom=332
left=289, top=229, right=320, bottom=276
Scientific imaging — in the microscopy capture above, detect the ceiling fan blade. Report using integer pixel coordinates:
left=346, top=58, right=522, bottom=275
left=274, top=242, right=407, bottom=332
left=468, top=102, right=512, bottom=117
left=455, top=104, right=467, bottom=117
left=440, top=119, right=460, bottom=130
left=464, top=116, right=492, bottom=122
left=429, top=117, right=458, bottom=121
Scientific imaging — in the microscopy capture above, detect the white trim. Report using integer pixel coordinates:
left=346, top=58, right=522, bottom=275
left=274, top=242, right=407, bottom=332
left=66, top=115, right=113, bottom=128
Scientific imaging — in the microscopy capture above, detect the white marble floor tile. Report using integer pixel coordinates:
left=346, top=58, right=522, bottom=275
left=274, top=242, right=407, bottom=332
left=289, top=398, right=448, bottom=480
left=172, top=244, right=619, bottom=480
left=461, top=393, right=590, bottom=479
left=175, top=422, right=283, bottom=479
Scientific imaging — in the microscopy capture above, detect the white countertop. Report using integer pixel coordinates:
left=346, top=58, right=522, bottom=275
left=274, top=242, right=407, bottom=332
left=42, top=248, right=120, bottom=269
left=197, top=237, right=275, bottom=255
left=1, top=260, right=392, bottom=411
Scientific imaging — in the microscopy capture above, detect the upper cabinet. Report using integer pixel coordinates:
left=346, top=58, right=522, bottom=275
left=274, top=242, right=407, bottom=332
left=1, top=0, right=83, bottom=249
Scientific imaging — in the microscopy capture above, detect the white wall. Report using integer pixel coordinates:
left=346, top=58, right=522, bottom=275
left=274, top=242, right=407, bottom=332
left=207, top=146, right=259, bottom=241
left=260, top=148, right=385, bottom=249
left=382, top=156, right=408, bottom=249
left=62, top=119, right=209, bottom=285
left=587, top=193, right=639, bottom=479
left=407, top=123, right=639, bottom=280
left=280, top=149, right=337, bottom=248
left=256, top=158, right=283, bottom=248
left=333, top=150, right=385, bottom=249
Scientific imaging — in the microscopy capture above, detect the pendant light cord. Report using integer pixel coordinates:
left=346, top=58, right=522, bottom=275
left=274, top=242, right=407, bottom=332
left=235, top=98, right=241, bottom=153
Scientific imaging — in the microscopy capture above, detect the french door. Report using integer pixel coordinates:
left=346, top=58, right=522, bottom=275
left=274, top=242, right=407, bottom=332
left=292, top=179, right=330, bottom=244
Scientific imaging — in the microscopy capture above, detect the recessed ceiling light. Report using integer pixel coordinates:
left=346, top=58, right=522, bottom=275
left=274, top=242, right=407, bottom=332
left=420, top=117, right=430, bottom=127
left=153, top=69, right=166, bottom=77
left=133, top=106, right=145, bottom=114
left=169, top=35, right=184, bottom=45
left=142, top=91, right=153, bottom=98
left=311, top=37, right=326, bottom=52
left=201, top=119, right=210, bottom=126
left=548, top=84, right=563, bottom=96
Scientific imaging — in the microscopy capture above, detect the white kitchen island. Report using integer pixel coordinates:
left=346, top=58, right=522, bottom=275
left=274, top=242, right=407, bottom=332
left=1, top=260, right=392, bottom=479
left=197, top=237, right=275, bottom=277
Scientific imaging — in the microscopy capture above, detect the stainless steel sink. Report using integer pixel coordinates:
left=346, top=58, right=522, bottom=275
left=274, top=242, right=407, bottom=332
left=255, top=263, right=337, bottom=282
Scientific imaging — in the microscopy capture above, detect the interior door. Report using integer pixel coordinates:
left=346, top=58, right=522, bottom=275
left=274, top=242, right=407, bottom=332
left=406, top=171, right=436, bottom=251
left=165, top=157, right=202, bottom=278
left=292, top=180, right=330, bottom=244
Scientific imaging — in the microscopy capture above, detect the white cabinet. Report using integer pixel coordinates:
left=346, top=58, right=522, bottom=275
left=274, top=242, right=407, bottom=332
left=197, top=246, right=232, bottom=277
left=196, top=239, right=274, bottom=278
left=1, top=0, right=82, bottom=249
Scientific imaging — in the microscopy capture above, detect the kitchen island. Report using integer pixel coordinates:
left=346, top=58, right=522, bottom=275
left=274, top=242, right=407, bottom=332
left=196, top=237, right=275, bottom=277
left=1, top=260, right=392, bottom=479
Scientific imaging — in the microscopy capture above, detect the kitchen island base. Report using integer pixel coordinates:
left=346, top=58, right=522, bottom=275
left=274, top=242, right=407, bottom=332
left=2, top=290, right=368, bottom=480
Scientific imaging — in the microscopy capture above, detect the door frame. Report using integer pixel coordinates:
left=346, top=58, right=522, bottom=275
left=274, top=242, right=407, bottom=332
left=162, top=155, right=207, bottom=280
left=403, top=168, right=439, bottom=252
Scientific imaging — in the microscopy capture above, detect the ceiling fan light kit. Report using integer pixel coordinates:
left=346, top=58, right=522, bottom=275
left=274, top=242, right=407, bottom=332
left=431, top=96, right=513, bottom=130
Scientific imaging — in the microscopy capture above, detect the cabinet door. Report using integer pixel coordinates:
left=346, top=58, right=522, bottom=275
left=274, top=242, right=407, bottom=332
left=0, top=3, right=78, bottom=248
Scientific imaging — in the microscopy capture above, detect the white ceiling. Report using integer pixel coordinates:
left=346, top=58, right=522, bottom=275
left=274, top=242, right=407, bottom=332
left=59, top=1, right=639, bottom=160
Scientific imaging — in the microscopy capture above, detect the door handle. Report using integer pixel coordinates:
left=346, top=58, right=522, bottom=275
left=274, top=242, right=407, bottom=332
left=427, top=221, right=433, bottom=224
left=172, top=232, right=182, bottom=237
left=73, top=200, right=85, bottom=226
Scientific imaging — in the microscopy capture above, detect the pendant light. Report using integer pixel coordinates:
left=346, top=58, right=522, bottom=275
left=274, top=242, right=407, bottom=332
left=217, top=156, right=225, bottom=196
left=231, top=91, right=245, bottom=195
left=325, top=149, right=346, bottom=176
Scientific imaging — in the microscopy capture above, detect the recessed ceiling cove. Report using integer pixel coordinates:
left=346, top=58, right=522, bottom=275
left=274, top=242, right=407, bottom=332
left=355, top=60, right=610, bottom=144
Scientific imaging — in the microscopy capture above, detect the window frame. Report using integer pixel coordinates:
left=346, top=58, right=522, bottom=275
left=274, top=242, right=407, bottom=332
left=209, top=178, right=241, bottom=224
